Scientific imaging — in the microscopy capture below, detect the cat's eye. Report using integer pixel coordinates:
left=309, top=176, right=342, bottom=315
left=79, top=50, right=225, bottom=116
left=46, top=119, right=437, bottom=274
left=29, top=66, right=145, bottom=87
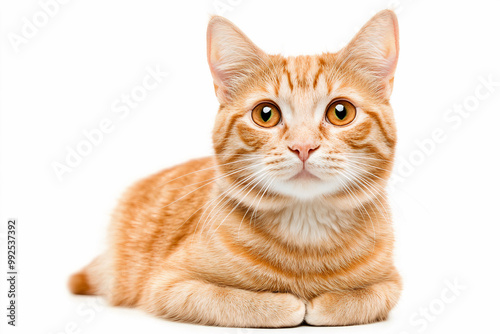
left=251, top=102, right=281, bottom=128
left=326, top=100, right=356, bottom=126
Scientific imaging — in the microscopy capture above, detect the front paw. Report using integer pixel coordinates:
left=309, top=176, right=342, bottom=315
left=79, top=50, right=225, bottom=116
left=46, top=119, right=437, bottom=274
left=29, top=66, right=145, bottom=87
left=281, top=294, right=306, bottom=327
left=305, top=294, right=340, bottom=326
left=305, top=291, right=389, bottom=326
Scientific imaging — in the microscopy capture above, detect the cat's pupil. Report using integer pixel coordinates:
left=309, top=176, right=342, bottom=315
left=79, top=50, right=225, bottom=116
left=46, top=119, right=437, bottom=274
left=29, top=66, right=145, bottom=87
left=335, top=104, right=347, bottom=120
left=261, top=106, right=272, bottom=122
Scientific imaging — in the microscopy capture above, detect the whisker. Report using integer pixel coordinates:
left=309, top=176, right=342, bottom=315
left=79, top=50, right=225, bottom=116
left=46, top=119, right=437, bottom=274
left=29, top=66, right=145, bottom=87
left=340, top=168, right=392, bottom=249
left=249, top=173, right=276, bottom=229
left=155, top=156, right=264, bottom=189
left=237, top=172, right=276, bottom=241
left=343, top=159, right=393, bottom=173
left=337, top=169, right=377, bottom=252
left=196, top=167, right=268, bottom=236
left=163, top=161, right=265, bottom=191
left=171, top=167, right=265, bottom=235
left=342, top=163, right=388, bottom=183
left=160, top=161, right=266, bottom=210
left=336, top=174, right=372, bottom=231
left=338, top=154, right=386, bottom=162
left=208, top=171, right=271, bottom=242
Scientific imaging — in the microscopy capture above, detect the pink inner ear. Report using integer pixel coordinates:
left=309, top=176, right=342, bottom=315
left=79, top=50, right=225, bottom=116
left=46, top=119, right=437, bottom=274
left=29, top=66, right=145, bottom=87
left=207, top=19, right=268, bottom=103
left=338, top=10, right=399, bottom=99
left=207, top=33, right=219, bottom=81
left=381, top=48, right=398, bottom=78
left=211, top=63, right=230, bottom=87
left=382, top=15, right=399, bottom=78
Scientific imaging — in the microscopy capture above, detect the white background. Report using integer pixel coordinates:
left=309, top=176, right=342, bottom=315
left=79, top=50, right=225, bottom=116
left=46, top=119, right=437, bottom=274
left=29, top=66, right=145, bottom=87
left=1, top=0, right=499, bottom=333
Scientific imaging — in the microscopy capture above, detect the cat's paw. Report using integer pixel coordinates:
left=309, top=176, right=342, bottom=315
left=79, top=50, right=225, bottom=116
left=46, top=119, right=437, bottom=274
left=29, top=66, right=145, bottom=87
left=305, top=292, right=388, bottom=326
left=286, top=294, right=306, bottom=327
left=305, top=295, right=337, bottom=326
left=290, top=295, right=306, bottom=326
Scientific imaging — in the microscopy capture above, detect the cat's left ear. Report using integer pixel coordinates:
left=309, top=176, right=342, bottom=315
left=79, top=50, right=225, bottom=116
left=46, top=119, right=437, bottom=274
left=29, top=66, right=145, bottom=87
left=339, top=10, right=399, bottom=99
left=207, top=16, right=268, bottom=104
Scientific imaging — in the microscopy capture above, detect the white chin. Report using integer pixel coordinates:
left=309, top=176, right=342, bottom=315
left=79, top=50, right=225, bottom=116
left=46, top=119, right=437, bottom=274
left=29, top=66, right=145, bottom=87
left=271, top=177, right=344, bottom=200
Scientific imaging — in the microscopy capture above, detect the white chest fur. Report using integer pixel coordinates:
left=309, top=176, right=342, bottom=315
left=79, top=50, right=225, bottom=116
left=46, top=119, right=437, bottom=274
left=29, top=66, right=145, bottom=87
left=270, top=201, right=351, bottom=245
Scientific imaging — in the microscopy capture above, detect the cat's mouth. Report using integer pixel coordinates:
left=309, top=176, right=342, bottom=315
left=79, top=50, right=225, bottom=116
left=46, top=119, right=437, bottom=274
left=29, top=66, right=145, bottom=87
left=290, top=169, right=321, bottom=181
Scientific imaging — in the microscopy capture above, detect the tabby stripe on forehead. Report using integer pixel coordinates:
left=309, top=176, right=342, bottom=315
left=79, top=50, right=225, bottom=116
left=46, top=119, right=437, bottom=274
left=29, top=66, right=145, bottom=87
left=364, top=110, right=396, bottom=148
left=273, top=72, right=281, bottom=95
left=311, top=57, right=323, bottom=89
left=281, top=58, right=294, bottom=92
left=296, top=58, right=310, bottom=89
left=286, top=70, right=294, bottom=91
left=312, top=67, right=323, bottom=90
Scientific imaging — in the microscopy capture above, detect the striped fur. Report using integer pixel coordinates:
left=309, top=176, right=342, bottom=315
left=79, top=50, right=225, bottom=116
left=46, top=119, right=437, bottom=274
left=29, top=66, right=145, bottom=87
left=68, top=10, right=401, bottom=327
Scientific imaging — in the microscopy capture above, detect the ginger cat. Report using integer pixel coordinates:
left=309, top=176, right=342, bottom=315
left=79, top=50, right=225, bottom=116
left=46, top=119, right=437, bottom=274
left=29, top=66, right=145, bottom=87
left=69, top=10, right=402, bottom=327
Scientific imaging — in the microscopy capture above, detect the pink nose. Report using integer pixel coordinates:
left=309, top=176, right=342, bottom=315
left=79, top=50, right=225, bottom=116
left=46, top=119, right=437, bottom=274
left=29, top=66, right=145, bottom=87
left=288, top=143, right=319, bottom=162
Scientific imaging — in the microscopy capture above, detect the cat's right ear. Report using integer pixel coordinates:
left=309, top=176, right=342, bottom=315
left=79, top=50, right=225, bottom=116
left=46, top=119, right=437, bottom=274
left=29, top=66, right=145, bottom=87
left=207, top=16, right=267, bottom=104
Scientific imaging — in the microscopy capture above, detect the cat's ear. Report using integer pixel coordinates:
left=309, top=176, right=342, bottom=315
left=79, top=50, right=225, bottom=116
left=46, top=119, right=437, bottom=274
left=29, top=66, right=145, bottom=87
left=339, top=10, right=399, bottom=99
left=207, top=16, right=267, bottom=103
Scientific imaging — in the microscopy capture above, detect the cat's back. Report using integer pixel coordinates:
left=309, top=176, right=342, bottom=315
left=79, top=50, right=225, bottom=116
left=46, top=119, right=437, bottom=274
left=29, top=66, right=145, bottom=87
left=107, top=156, right=216, bottom=305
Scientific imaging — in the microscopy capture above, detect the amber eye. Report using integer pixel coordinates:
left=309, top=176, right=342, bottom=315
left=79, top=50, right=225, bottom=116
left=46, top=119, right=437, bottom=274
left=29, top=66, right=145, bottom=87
left=251, top=102, right=281, bottom=128
left=326, top=100, right=356, bottom=126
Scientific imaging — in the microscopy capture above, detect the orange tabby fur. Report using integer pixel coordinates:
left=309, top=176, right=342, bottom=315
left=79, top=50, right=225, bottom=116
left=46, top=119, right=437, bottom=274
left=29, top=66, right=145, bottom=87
left=69, top=10, right=402, bottom=327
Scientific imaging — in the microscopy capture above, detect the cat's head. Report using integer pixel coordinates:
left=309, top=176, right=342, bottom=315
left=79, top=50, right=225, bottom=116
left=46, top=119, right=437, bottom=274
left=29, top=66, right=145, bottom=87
left=207, top=10, right=399, bottom=207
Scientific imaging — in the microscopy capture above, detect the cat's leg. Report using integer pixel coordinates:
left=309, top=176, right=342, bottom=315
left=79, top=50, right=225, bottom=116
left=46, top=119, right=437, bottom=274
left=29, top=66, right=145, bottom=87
left=305, top=275, right=402, bottom=326
left=140, top=270, right=305, bottom=327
